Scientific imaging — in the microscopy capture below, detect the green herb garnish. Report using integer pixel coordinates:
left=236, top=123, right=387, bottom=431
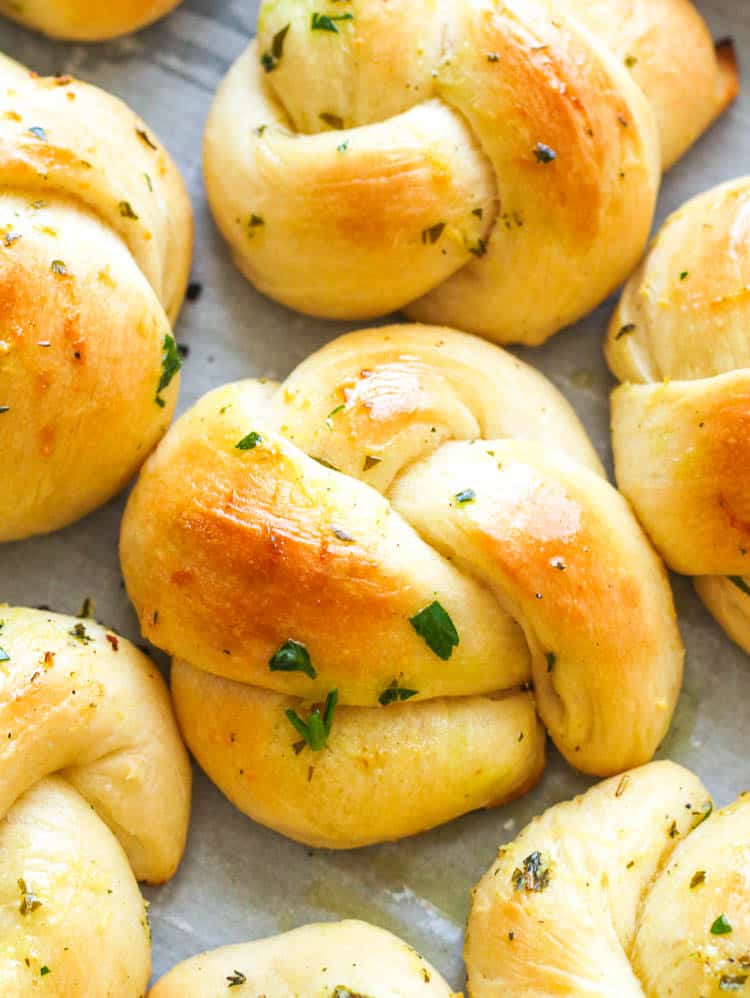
left=236, top=431, right=263, bottom=451
left=118, top=201, right=138, bottom=220
left=269, top=639, right=317, bottom=679
left=729, top=576, right=750, bottom=597
left=379, top=680, right=418, bottom=706
left=455, top=489, right=475, bottom=504
left=690, top=870, right=706, bottom=889
left=136, top=128, right=157, bottom=150
left=155, top=334, right=182, bottom=408
left=533, top=143, right=556, bottom=164
left=311, top=12, right=353, bottom=32
left=546, top=652, right=556, bottom=672
left=227, top=970, right=247, bottom=987
left=422, top=222, right=445, bottom=245
left=247, top=214, right=265, bottom=237
left=512, top=851, right=550, bottom=893
left=409, top=601, right=459, bottom=660
left=50, top=260, right=68, bottom=276
left=261, top=23, right=290, bottom=72
left=286, top=690, right=338, bottom=751
left=711, top=914, right=733, bottom=935
left=18, top=878, right=42, bottom=916
left=0, top=647, right=9, bottom=663
left=69, top=623, right=92, bottom=644
left=28, top=126, right=46, bottom=141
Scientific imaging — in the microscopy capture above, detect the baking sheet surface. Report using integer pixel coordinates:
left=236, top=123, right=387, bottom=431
left=2, top=1, right=749, bottom=989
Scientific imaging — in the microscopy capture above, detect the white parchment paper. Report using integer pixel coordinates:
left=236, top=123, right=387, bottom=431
left=1, top=1, right=749, bottom=988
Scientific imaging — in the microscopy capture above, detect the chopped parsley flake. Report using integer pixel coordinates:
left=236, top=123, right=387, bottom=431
left=286, top=689, right=338, bottom=751
left=729, top=576, right=750, bottom=597
left=379, top=681, right=418, bottom=706
left=28, top=126, right=46, bottom=141
left=235, top=431, right=263, bottom=451
left=513, top=851, right=550, bottom=893
left=118, top=201, right=138, bottom=220
left=711, top=914, right=733, bottom=935
left=455, top=488, right=476, bottom=504
left=261, top=23, right=290, bottom=72
left=533, top=143, right=557, bottom=164
left=69, top=623, right=92, bottom=644
left=269, top=639, right=317, bottom=679
left=311, top=12, right=354, bottom=32
left=155, top=334, right=182, bottom=408
left=409, top=601, right=459, bottom=660
left=227, top=970, right=247, bottom=987
left=136, top=128, right=158, bottom=150
left=18, top=878, right=42, bottom=916
left=690, top=870, right=706, bottom=889
left=422, top=222, right=445, bottom=245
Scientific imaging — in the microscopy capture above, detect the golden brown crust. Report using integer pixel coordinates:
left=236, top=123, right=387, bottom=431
left=205, top=0, right=734, bottom=344
left=0, top=55, right=192, bottom=541
left=121, top=324, right=683, bottom=846
left=608, top=178, right=750, bottom=649
left=0, top=0, right=182, bottom=39
left=562, top=0, right=739, bottom=169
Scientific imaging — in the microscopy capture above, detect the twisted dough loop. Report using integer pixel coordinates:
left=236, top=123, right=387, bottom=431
left=0, top=55, right=192, bottom=541
left=0, top=0, right=182, bottom=39
left=467, top=761, right=749, bottom=998
left=121, top=324, right=682, bottom=848
left=204, top=0, right=735, bottom=345
left=149, top=921, right=456, bottom=997
left=0, top=607, right=191, bottom=997
left=607, top=178, right=750, bottom=654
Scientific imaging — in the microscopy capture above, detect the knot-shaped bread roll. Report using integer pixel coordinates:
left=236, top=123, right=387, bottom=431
left=120, top=324, right=683, bottom=848
left=204, top=0, right=736, bottom=346
left=608, top=178, right=750, bottom=655
left=0, top=54, right=192, bottom=541
left=466, top=760, right=749, bottom=998
left=149, top=920, right=456, bottom=997
left=0, top=606, right=191, bottom=996
left=1, top=0, right=182, bottom=39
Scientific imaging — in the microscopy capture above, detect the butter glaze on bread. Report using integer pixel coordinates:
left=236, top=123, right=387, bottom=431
left=204, top=0, right=736, bottom=345
left=0, top=54, right=192, bottom=541
left=467, top=761, right=749, bottom=998
left=0, top=0, right=182, bottom=40
left=0, top=607, right=191, bottom=996
left=608, top=178, right=750, bottom=656
left=121, top=324, right=683, bottom=848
